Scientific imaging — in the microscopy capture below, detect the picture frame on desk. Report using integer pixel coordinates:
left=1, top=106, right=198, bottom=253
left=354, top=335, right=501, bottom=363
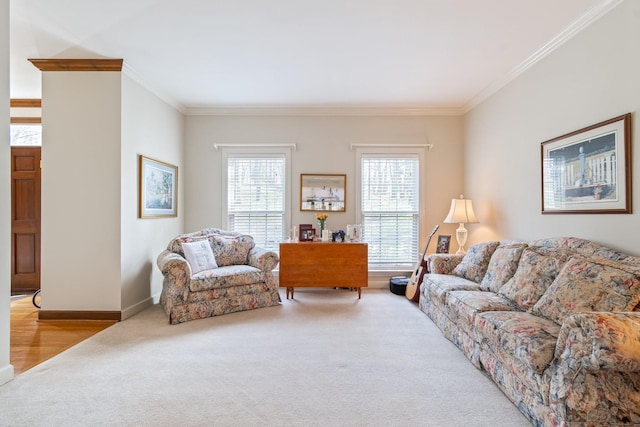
left=436, top=235, right=451, bottom=254
left=299, top=224, right=314, bottom=241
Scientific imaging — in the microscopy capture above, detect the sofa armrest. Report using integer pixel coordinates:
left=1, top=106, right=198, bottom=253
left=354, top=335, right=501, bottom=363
left=427, top=253, right=464, bottom=275
left=555, top=312, right=640, bottom=372
left=157, top=250, right=192, bottom=302
left=248, top=246, right=279, bottom=272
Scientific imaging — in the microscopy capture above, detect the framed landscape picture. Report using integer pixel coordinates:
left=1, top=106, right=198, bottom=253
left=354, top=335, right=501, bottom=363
left=541, top=113, right=631, bottom=214
left=300, top=174, right=346, bottom=212
left=139, top=155, right=178, bottom=218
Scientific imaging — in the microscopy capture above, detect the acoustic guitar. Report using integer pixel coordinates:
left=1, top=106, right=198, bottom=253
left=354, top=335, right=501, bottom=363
left=405, top=225, right=439, bottom=302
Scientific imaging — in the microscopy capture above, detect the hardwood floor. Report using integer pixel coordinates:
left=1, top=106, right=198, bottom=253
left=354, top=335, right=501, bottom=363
left=10, top=296, right=116, bottom=375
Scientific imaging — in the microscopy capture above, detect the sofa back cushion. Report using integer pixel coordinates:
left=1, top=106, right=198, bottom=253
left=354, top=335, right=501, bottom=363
left=532, top=255, right=640, bottom=324
left=452, top=241, right=500, bottom=284
left=208, top=234, right=255, bottom=267
left=166, top=229, right=255, bottom=267
left=498, top=247, right=571, bottom=311
left=480, top=243, right=528, bottom=292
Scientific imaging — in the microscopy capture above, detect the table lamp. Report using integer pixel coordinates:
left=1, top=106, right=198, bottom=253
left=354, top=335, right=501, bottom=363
left=443, top=195, right=478, bottom=254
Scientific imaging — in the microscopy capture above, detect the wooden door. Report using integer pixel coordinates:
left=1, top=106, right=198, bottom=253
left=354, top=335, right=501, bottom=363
left=11, top=147, right=41, bottom=293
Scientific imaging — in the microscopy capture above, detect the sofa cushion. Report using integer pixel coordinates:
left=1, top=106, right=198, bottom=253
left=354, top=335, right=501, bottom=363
left=427, top=254, right=464, bottom=275
left=445, top=291, right=517, bottom=341
left=189, top=264, right=263, bottom=292
left=498, top=247, right=571, bottom=311
left=208, top=234, right=255, bottom=267
left=480, top=243, right=528, bottom=292
left=182, top=240, right=218, bottom=274
left=167, top=234, right=209, bottom=256
left=423, top=274, right=482, bottom=304
left=452, top=241, right=500, bottom=283
left=533, top=256, right=640, bottom=324
left=475, top=311, right=561, bottom=374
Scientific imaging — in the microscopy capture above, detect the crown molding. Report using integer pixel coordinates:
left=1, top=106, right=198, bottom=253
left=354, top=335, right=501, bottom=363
left=122, top=63, right=186, bottom=114
left=185, top=106, right=464, bottom=117
left=464, top=0, right=624, bottom=113
left=28, top=58, right=123, bottom=72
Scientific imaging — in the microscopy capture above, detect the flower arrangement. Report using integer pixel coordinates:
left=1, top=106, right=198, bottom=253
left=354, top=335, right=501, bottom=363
left=315, top=213, right=329, bottom=233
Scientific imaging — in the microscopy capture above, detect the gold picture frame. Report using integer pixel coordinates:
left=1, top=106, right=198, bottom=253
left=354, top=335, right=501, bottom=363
left=139, top=155, right=178, bottom=218
left=300, top=173, right=346, bottom=212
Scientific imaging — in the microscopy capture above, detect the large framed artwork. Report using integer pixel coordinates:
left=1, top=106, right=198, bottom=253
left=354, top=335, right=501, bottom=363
left=541, top=113, right=631, bottom=214
left=300, top=173, right=346, bottom=212
left=139, top=155, right=178, bottom=218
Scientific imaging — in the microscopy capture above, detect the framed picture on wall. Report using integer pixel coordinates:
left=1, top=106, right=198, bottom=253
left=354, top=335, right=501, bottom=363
left=139, top=155, right=178, bottom=218
left=541, top=113, right=631, bottom=214
left=436, top=235, right=451, bottom=254
left=300, top=174, right=346, bottom=212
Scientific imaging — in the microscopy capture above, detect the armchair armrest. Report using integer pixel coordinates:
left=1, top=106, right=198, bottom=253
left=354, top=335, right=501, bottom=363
left=555, top=311, right=640, bottom=372
left=248, top=246, right=279, bottom=272
left=427, top=253, right=464, bottom=275
left=157, top=250, right=192, bottom=302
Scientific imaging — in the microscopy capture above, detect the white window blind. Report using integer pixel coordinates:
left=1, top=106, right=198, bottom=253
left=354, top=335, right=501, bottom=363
left=361, top=155, right=419, bottom=269
left=227, top=155, right=285, bottom=251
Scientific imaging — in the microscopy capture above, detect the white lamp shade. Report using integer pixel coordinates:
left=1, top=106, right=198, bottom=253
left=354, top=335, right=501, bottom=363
left=443, top=197, right=478, bottom=224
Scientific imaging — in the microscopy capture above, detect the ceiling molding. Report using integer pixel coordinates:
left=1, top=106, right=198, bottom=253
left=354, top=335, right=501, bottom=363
left=185, top=106, right=465, bottom=117
left=28, top=58, right=124, bottom=72
left=463, top=0, right=624, bottom=113
left=122, top=63, right=186, bottom=114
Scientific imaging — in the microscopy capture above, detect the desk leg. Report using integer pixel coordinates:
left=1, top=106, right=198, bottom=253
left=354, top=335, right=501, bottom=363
left=286, top=287, right=294, bottom=299
left=357, top=287, right=361, bottom=299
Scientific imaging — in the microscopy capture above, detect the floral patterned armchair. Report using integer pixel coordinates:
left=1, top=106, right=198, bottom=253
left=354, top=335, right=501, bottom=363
left=157, top=228, right=280, bottom=324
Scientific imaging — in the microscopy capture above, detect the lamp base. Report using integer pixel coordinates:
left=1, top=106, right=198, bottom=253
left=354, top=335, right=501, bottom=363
left=455, top=223, right=468, bottom=254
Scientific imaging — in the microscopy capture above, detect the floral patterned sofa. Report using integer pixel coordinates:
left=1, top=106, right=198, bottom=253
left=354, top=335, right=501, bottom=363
left=157, top=228, right=281, bottom=324
left=419, top=237, right=640, bottom=426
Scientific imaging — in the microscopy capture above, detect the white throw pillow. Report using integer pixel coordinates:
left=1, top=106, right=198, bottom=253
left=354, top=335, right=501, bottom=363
left=182, top=240, right=218, bottom=274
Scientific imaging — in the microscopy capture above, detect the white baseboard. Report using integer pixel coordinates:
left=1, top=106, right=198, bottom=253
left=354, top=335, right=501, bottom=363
left=121, top=297, right=154, bottom=321
left=0, top=364, right=15, bottom=386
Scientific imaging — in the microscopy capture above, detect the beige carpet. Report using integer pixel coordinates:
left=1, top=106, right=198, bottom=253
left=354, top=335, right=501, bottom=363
left=0, top=289, right=530, bottom=426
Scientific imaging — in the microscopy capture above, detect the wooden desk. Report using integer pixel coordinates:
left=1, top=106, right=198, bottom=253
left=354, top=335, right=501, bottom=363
left=279, top=242, right=368, bottom=299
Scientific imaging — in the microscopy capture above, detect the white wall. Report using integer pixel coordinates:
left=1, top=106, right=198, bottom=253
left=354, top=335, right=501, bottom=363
left=40, top=72, right=122, bottom=311
left=464, top=0, right=640, bottom=255
left=120, top=74, right=185, bottom=318
left=0, top=0, right=13, bottom=386
left=185, top=114, right=464, bottom=255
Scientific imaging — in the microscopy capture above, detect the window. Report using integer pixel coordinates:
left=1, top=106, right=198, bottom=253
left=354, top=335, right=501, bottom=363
left=225, top=153, right=287, bottom=251
left=359, top=153, right=420, bottom=269
left=10, top=124, right=42, bottom=146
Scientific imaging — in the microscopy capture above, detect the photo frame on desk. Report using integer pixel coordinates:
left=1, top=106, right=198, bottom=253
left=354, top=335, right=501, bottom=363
left=436, top=235, right=451, bottom=254
left=299, top=224, right=314, bottom=241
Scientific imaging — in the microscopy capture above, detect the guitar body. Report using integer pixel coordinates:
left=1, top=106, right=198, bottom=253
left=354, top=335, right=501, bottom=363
left=405, top=225, right=439, bottom=302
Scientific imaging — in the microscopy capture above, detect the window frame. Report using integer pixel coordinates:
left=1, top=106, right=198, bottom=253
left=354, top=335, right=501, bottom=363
left=355, top=146, right=426, bottom=271
left=220, top=146, right=292, bottom=251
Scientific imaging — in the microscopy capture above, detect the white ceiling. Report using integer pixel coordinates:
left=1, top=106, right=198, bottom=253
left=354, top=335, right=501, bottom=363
left=10, top=0, right=620, bottom=113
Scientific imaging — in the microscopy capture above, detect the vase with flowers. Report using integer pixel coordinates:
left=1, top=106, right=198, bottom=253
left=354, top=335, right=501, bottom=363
left=315, top=213, right=329, bottom=235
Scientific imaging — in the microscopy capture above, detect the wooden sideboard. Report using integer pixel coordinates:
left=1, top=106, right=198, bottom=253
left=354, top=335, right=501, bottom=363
left=279, top=242, right=368, bottom=299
